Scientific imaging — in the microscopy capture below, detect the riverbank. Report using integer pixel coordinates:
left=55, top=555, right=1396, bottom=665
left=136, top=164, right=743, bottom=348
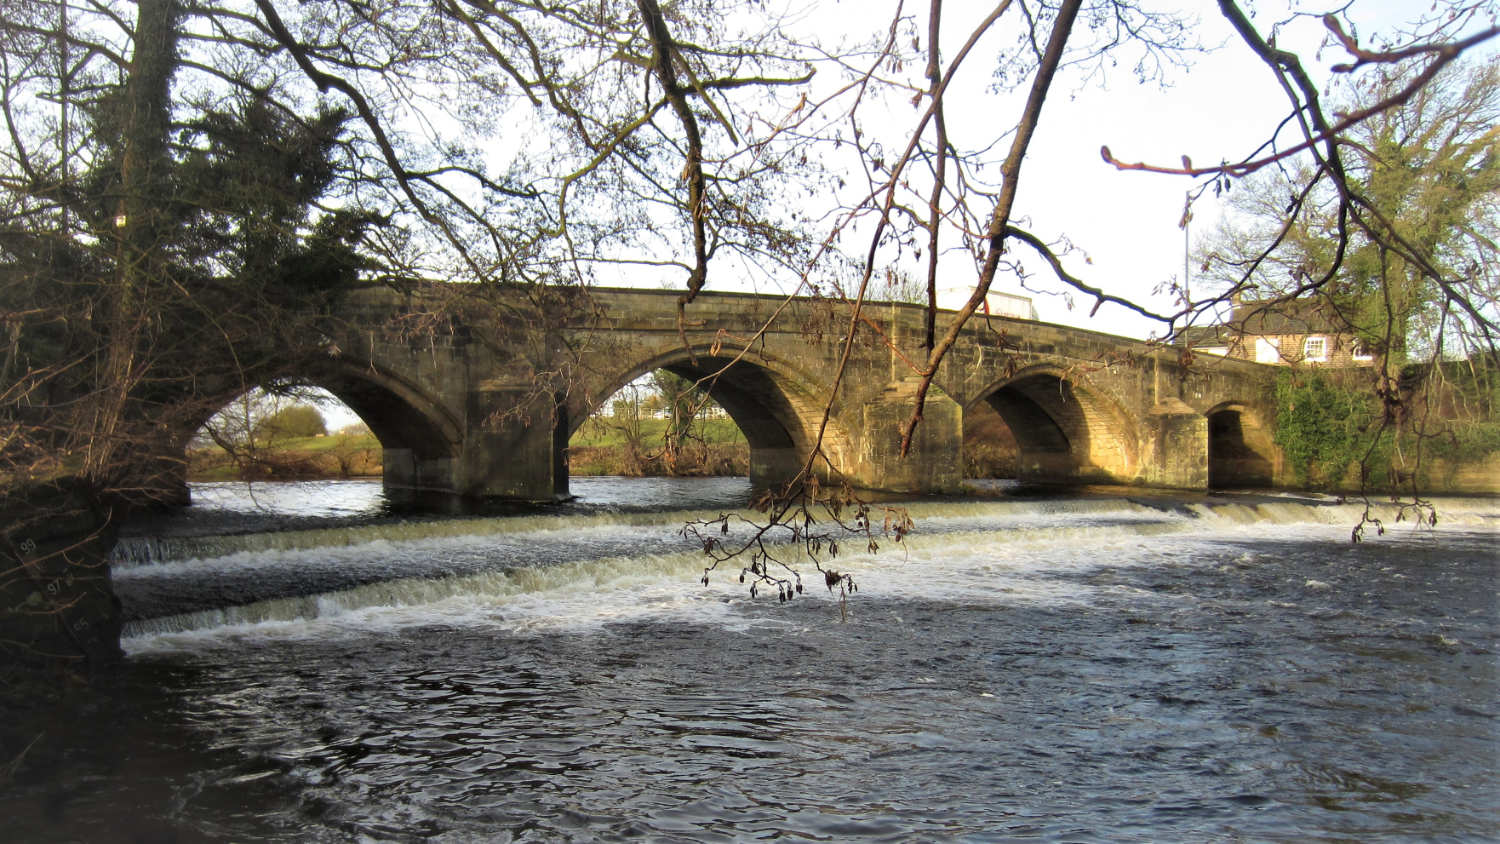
left=190, top=419, right=754, bottom=481
left=565, top=416, right=750, bottom=477
left=190, top=442, right=750, bottom=482
left=188, top=432, right=383, bottom=481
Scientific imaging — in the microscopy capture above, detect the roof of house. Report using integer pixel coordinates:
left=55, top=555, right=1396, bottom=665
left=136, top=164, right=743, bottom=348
left=1176, top=324, right=1230, bottom=348
left=1177, top=297, right=1349, bottom=346
left=1227, top=297, right=1346, bottom=335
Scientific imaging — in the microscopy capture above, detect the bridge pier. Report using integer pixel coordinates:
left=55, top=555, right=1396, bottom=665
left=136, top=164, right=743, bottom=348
left=381, top=448, right=459, bottom=506
left=374, top=389, right=568, bottom=506
left=1141, top=399, right=1210, bottom=489
left=128, top=451, right=193, bottom=509
left=458, top=389, right=569, bottom=502
left=846, top=379, right=965, bottom=494
left=749, top=446, right=802, bottom=490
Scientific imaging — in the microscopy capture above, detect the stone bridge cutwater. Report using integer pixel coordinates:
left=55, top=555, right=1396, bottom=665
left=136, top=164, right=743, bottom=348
left=300, top=285, right=1283, bottom=504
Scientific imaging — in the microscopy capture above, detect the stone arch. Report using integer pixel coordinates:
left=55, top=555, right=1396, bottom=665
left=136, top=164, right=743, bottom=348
left=303, top=361, right=463, bottom=504
left=1205, top=401, right=1275, bottom=489
left=576, top=345, right=851, bottom=489
left=193, top=361, right=462, bottom=505
left=966, top=366, right=1139, bottom=484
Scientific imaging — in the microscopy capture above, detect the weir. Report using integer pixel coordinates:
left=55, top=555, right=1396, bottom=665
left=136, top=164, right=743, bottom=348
left=110, top=484, right=1500, bottom=638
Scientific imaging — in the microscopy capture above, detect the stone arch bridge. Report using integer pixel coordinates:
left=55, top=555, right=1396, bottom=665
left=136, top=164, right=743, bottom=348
left=291, top=285, right=1284, bottom=504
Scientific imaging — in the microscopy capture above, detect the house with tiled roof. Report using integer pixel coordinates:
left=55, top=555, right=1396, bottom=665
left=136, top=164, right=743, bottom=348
left=1180, top=297, right=1375, bottom=367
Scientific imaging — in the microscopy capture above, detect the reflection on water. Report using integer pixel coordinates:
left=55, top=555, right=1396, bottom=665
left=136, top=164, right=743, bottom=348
left=8, top=479, right=1498, bottom=842
left=122, top=477, right=758, bottom=539
left=118, top=479, right=396, bottom=538
left=567, top=475, right=754, bottom=512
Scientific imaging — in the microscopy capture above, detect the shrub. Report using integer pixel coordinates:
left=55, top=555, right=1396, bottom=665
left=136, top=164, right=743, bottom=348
left=1273, top=370, right=1379, bottom=489
left=256, top=404, right=327, bottom=440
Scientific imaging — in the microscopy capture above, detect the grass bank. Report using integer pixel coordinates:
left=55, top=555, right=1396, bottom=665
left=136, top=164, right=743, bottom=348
left=567, top=416, right=748, bottom=477
left=188, top=432, right=382, bottom=481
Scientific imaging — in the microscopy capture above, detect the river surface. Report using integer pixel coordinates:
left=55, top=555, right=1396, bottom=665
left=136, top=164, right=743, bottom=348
left=5, top=478, right=1498, bottom=842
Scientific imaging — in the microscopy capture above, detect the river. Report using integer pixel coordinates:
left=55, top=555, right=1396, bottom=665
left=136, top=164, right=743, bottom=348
left=5, top=478, right=1497, bottom=841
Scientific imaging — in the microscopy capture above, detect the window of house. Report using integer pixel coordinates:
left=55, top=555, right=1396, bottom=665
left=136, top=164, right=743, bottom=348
left=1303, top=335, right=1327, bottom=362
left=1351, top=338, right=1373, bottom=361
left=1255, top=337, right=1282, bottom=363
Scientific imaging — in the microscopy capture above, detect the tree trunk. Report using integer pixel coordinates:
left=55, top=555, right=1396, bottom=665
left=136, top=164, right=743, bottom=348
left=3, top=0, right=184, bottom=677
left=89, top=0, right=181, bottom=489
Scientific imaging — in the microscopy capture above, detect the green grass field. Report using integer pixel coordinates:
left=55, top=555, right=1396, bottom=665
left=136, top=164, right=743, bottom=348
left=188, top=431, right=383, bottom=481
left=569, top=416, right=747, bottom=448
